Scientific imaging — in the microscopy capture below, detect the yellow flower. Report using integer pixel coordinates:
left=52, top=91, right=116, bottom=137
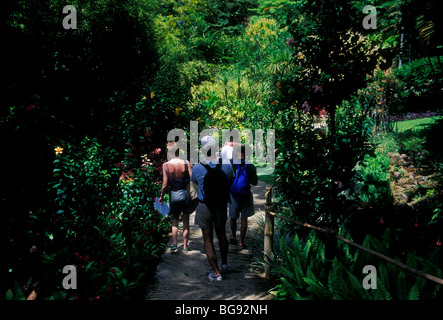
left=54, top=147, right=64, bottom=155
left=142, top=96, right=147, bottom=100
left=150, top=92, right=155, bottom=99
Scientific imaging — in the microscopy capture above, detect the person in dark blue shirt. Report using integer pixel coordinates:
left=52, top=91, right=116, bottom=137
left=191, top=136, right=234, bottom=282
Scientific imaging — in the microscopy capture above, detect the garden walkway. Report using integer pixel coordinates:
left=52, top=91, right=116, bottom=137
left=145, top=180, right=273, bottom=300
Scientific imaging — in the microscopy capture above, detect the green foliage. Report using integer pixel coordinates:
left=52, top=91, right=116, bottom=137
left=393, top=56, right=443, bottom=112
left=4, top=137, right=171, bottom=300
left=271, top=230, right=441, bottom=300
left=3, top=0, right=443, bottom=302
left=274, top=99, right=374, bottom=229
left=188, top=15, right=291, bottom=129
left=4, top=0, right=159, bottom=139
left=354, top=150, right=393, bottom=207
left=284, top=0, right=380, bottom=111
left=51, top=138, right=118, bottom=233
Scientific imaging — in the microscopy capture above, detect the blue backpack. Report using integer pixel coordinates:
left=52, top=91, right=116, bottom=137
left=230, top=164, right=250, bottom=200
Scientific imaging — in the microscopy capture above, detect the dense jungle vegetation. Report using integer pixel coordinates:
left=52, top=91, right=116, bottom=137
left=1, top=0, right=442, bottom=300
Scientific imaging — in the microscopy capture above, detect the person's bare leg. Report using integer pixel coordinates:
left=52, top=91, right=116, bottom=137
left=202, top=227, right=220, bottom=276
left=215, top=225, right=228, bottom=266
left=182, top=214, right=190, bottom=249
left=172, top=215, right=179, bottom=247
left=239, top=217, right=248, bottom=247
left=229, top=218, right=237, bottom=242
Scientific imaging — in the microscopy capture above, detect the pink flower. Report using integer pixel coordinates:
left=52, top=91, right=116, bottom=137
left=302, top=101, right=310, bottom=113
left=26, top=105, right=36, bottom=111
left=154, top=148, right=161, bottom=154
left=312, top=84, right=323, bottom=93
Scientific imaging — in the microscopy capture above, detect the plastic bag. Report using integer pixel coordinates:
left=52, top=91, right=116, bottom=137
left=154, top=197, right=170, bottom=217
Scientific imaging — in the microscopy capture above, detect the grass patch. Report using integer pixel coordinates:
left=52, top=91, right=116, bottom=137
left=394, top=116, right=443, bottom=133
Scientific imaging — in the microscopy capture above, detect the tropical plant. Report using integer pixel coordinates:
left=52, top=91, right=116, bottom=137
left=354, top=150, right=393, bottom=208
left=271, top=229, right=441, bottom=300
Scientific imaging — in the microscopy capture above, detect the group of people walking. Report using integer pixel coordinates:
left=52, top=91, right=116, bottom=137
left=158, top=135, right=258, bottom=282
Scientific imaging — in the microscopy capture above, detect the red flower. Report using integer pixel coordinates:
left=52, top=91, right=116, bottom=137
left=26, top=105, right=36, bottom=111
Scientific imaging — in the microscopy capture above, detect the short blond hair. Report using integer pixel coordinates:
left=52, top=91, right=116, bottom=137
left=166, top=141, right=176, bottom=151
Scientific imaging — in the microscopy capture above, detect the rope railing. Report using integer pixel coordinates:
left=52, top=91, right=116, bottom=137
left=263, top=186, right=443, bottom=286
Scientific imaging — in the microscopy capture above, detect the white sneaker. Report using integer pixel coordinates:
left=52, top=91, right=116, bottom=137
left=208, top=272, right=222, bottom=282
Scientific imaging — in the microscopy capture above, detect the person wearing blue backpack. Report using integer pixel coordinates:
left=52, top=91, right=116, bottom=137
left=228, top=144, right=258, bottom=250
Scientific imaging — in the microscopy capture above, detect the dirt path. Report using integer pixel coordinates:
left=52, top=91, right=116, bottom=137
left=145, top=180, right=273, bottom=300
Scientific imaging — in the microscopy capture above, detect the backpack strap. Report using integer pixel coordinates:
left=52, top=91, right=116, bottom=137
left=234, top=162, right=247, bottom=174
left=202, top=158, right=222, bottom=171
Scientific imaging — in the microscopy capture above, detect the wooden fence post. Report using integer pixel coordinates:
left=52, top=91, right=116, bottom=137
left=264, top=186, right=274, bottom=279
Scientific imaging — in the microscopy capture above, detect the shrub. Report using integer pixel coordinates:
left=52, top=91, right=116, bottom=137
left=4, top=137, right=170, bottom=300
left=271, top=229, right=441, bottom=300
left=393, top=56, right=443, bottom=112
left=274, top=99, right=374, bottom=229
left=354, top=150, right=393, bottom=208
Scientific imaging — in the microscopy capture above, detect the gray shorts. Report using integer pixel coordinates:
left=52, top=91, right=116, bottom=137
left=170, top=189, right=195, bottom=216
left=195, top=202, right=227, bottom=229
left=229, top=194, right=255, bottom=219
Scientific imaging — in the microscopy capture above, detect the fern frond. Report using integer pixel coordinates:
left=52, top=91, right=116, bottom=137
left=407, top=283, right=420, bottom=300
left=395, top=271, right=407, bottom=300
